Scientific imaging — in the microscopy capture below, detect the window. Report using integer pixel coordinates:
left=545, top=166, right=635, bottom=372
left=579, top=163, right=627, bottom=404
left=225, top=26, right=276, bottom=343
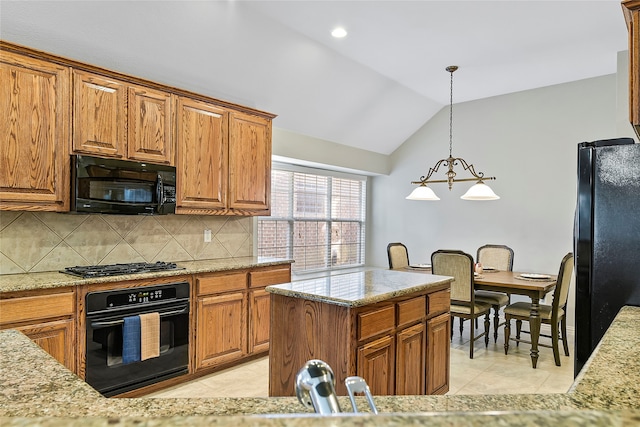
left=258, top=165, right=367, bottom=273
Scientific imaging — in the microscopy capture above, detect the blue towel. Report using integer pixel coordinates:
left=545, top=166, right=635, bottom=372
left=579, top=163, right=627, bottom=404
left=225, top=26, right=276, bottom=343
left=122, top=315, right=141, bottom=365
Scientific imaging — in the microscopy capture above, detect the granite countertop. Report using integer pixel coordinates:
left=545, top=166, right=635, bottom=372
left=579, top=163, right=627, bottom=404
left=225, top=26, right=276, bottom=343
left=265, top=269, right=452, bottom=307
left=1, top=305, right=639, bottom=426
left=0, top=257, right=293, bottom=293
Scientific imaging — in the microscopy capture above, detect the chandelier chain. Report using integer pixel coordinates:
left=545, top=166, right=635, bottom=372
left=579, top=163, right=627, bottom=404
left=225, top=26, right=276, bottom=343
left=449, top=68, right=454, bottom=158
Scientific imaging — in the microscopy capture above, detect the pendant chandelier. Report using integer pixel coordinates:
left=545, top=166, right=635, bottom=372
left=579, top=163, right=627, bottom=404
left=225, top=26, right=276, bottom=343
left=406, top=66, right=499, bottom=201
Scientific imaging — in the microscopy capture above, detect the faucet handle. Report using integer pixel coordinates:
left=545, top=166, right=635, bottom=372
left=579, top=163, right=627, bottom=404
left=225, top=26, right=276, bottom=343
left=344, top=376, right=378, bottom=414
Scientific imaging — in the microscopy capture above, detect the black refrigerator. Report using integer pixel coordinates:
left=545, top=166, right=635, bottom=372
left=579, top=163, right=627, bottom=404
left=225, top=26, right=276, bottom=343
left=574, top=138, right=640, bottom=376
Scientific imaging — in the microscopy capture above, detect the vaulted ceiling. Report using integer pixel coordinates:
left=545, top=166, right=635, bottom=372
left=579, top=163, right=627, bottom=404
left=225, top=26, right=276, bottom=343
left=0, top=1, right=629, bottom=155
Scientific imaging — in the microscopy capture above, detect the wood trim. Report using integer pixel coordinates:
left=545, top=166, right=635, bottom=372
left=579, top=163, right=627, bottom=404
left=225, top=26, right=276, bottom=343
left=197, top=272, right=247, bottom=296
left=396, top=296, right=426, bottom=329
left=0, top=291, right=75, bottom=325
left=248, top=266, right=291, bottom=288
left=0, top=41, right=276, bottom=120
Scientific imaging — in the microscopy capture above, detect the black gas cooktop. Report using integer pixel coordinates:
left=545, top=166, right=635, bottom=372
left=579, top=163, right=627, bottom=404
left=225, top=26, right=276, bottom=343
left=61, top=261, right=184, bottom=278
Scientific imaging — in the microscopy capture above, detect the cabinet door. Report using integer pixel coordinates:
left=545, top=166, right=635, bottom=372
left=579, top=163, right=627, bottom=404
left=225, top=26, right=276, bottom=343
left=175, top=96, right=228, bottom=212
left=0, top=50, right=70, bottom=211
left=626, top=3, right=640, bottom=136
left=16, top=319, right=76, bottom=373
left=357, top=335, right=395, bottom=396
left=396, top=322, right=426, bottom=395
left=248, top=288, right=270, bottom=354
left=228, top=111, right=271, bottom=214
left=426, top=313, right=450, bottom=395
left=128, top=85, right=173, bottom=165
left=72, top=70, right=126, bottom=158
left=195, top=292, right=247, bottom=370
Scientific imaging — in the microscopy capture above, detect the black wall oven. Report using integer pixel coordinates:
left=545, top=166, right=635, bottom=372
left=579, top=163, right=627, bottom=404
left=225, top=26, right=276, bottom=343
left=85, top=282, right=189, bottom=397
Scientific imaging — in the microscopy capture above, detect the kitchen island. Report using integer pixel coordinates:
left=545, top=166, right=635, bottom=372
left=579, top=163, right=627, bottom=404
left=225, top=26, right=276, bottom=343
left=266, top=269, right=453, bottom=396
left=0, top=306, right=639, bottom=426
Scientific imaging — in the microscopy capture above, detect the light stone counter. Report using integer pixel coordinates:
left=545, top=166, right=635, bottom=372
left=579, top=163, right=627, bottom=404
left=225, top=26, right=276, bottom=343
left=265, top=269, right=453, bottom=307
left=1, top=304, right=639, bottom=426
left=0, top=257, right=292, bottom=293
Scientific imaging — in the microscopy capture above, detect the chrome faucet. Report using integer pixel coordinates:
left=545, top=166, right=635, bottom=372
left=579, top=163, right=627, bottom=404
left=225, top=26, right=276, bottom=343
left=295, top=359, right=378, bottom=415
left=295, top=359, right=342, bottom=414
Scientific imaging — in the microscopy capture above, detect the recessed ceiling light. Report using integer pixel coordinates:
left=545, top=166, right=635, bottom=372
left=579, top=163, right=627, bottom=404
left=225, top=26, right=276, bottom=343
left=331, top=27, right=347, bottom=38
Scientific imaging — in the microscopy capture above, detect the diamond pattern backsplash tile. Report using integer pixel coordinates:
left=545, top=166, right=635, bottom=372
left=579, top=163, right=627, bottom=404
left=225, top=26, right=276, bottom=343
left=0, top=212, right=254, bottom=274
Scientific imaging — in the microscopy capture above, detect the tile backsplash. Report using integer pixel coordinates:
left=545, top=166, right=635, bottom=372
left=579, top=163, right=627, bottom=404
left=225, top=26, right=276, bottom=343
left=0, top=212, right=254, bottom=274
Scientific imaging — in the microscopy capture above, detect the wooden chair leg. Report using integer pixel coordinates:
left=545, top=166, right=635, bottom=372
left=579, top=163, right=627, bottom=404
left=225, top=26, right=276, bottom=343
left=460, top=317, right=464, bottom=336
left=492, top=305, right=499, bottom=343
left=516, top=319, right=522, bottom=347
left=561, top=316, right=570, bottom=356
left=504, top=317, right=510, bottom=355
left=475, top=318, right=478, bottom=329
left=483, top=313, right=490, bottom=347
left=469, top=317, right=475, bottom=359
left=552, top=320, right=561, bottom=366
left=451, top=315, right=454, bottom=340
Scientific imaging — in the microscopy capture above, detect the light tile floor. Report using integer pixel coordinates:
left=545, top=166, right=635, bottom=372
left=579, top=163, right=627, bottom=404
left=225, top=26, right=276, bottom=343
left=146, top=321, right=575, bottom=398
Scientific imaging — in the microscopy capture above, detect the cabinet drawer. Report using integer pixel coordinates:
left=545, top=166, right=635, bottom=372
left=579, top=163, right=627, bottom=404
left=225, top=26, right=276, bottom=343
left=197, top=272, right=247, bottom=295
left=358, top=305, right=395, bottom=341
left=427, top=290, right=450, bottom=315
left=0, top=292, right=74, bottom=325
left=249, top=267, right=291, bottom=288
left=397, top=296, right=426, bottom=328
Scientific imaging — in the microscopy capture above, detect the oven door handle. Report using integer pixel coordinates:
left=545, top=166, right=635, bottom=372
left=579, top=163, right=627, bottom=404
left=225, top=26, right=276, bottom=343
left=90, top=307, right=188, bottom=328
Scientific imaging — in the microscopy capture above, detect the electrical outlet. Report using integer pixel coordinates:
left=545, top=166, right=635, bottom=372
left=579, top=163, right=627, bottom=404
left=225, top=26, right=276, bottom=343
left=204, top=229, right=212, bottom=242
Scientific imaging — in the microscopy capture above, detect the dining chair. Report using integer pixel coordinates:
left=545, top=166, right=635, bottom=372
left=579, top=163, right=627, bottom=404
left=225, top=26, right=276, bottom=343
left=474, top=244, right=514, bottom=342
left=387, top=242, right=410, bottom=270
left=431, top=249, right=491, bottom=359
left=504, top=252, right=574, bottom=366
left=476, top=244, right=514, bottom=271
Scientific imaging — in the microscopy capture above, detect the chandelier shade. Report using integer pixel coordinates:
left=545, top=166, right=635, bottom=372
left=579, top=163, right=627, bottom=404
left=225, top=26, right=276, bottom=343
left=460, top=181, right=500, bottom=200
left=406, top=184, right=440, bottom=201
left=407, top=66, right=499, bottom=201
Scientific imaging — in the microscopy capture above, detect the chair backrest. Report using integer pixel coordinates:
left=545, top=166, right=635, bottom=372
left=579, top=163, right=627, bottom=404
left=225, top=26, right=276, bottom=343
left=477, top=244, right=514, bottom=271
left=387, top=242, right=409, bottom=269
left=551, top=252, right=574, bottom=313
left=431, top=250, right=474, bottom=303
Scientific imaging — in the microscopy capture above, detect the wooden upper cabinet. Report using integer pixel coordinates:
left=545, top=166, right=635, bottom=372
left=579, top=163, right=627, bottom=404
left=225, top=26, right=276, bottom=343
left=72, top=70, right=126, bottom=158
left=623, top=0, right=640, bottom=138
left=176, top=99, right=272, bottom=216
left=0, top=49, right=70, bottom=211
left=229, top=111, right=271, bottom=214
left=175, top=96, right=228, bottom=212
left=128, top=85, right=173, bottom=165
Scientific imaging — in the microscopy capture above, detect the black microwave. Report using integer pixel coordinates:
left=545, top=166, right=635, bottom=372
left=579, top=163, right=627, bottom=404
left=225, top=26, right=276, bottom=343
left=71, top=155, right=176, bottom=215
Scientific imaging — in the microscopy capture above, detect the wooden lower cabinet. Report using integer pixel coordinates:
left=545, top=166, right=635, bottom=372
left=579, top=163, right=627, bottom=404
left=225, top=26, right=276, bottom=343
left=269, top=286, right=451, bottom=397
left=357, top=335, right=395, bottom=396
left=15, top=319, right=76, bottom=373
left=0, top=288, right=76, bottom=373
left=427, top=313, right=451, bottom=395
left=194, top=265, right=291, bottom=372
left=195, top=291, right=247, bottom=370
left=395, top=322, right=426, bottom=395
left=249, top=288, right=271, bottom=354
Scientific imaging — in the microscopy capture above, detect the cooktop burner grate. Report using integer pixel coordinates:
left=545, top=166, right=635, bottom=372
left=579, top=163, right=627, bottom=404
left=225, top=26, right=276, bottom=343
left=61, top=261, right=184, bottom=278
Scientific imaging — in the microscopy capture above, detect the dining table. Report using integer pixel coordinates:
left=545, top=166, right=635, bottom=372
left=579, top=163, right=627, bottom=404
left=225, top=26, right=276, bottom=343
left=473, top=270, right=557, bottom=368
left=404, top=265, right=557, bottom=368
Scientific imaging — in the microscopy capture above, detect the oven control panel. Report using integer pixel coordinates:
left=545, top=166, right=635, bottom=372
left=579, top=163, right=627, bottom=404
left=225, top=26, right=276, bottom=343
left=86, top=282, right=190, bottom=314
left=106, top=288, right=177, bottom=308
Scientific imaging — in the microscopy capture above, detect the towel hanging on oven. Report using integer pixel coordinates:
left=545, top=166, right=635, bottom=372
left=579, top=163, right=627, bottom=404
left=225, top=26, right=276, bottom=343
left=140, top=312, right=160, bottom=360
left=122, top=315, right=141, bottom=364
